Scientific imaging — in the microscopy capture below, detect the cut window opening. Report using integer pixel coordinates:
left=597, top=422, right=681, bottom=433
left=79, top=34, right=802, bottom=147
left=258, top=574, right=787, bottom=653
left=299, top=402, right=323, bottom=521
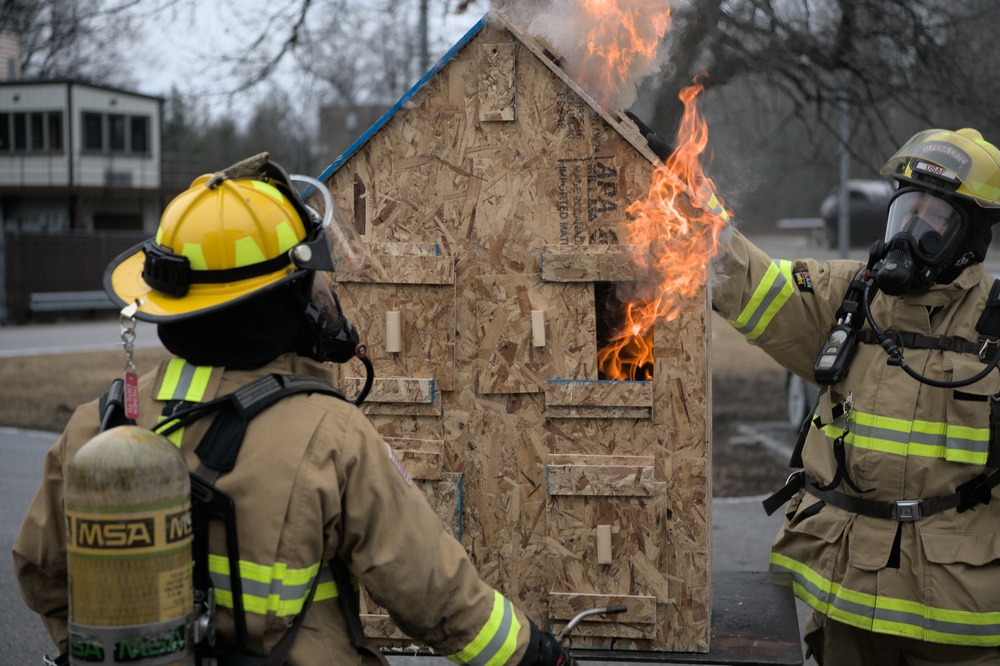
left=595, top=281, right=654, bottom=381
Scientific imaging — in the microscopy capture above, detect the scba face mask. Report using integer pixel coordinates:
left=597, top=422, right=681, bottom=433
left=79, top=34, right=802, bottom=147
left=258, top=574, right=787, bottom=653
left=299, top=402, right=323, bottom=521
left=873, top=189, right=969, bottom=295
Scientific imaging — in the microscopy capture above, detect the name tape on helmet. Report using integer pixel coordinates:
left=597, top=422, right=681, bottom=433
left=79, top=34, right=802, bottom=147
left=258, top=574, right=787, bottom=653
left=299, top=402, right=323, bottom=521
left=915, top=141, right=972, bottom=180
left=913, top=160, right=959, bottom=183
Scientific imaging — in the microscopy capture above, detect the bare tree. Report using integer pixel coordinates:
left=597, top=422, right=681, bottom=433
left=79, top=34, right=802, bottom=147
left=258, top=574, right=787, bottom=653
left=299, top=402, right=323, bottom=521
left=645, top=0, right=1000, bottom=159
left=1, top=0, right=143, bottom=85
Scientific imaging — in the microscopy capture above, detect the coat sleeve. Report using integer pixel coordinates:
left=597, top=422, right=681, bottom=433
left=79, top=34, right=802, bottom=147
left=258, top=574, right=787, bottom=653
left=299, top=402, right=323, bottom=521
left=326, top=406, right=533, bottom=664
left=710, top=226, right=861, bottom=380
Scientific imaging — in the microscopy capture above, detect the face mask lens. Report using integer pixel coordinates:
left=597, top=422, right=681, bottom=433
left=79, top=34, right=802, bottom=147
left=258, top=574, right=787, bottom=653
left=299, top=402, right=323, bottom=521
left=884, top=191, right=963, bottom=263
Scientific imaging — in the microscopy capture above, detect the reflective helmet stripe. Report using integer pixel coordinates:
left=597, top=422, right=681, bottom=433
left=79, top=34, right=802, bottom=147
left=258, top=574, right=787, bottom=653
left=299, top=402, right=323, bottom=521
left=208, top=555, right=348, bottom=617
left=771, top=552, right=1000, bottom=646
left=728, top=259, right=794, bottom=340
left=234, top=236, right=267, bottom=268
left=447, top=591, right=521, bottom=666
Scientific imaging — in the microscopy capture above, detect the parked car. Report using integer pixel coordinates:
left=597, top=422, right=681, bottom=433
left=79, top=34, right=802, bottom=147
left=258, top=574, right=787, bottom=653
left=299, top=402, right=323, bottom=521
left=785, top=371, right=821, bottom=428
left=820, top=179, right=894, bottom=248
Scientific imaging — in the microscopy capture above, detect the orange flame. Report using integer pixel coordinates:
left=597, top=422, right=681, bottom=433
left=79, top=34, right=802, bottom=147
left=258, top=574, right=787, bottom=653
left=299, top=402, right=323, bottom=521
left=596, top=81, right=730, bottom=380
left=561, top=0, right=672, bottom=110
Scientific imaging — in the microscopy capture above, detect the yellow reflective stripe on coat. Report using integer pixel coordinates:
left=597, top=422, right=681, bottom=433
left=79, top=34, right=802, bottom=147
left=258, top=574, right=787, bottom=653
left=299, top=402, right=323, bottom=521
left=819, top=409, right=991, bottom=465
left=156, top=359, right=213, bottom=445
left=728, top=260, right=794, bottom=340
left=208, top=555, right=346, bottom=617
left=771, top=552, right=1000, bottom=646
left=447, top=591, right=521, bottom=666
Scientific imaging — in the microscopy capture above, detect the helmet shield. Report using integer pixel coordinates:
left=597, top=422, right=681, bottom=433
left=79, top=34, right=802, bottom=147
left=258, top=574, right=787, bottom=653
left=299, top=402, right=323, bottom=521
left=885, top=190, right=966, bottom=265
left=880, top=129, right=1000, bottom=208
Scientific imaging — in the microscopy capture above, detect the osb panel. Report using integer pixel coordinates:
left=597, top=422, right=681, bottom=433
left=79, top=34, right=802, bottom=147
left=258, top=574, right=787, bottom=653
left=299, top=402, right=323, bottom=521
left=541, top=244, right=641, bottom=282
left=547, top=454, right=655, bottom=497
left=385, top=437, right=443, bottom=480
left=474, top=274, right=597, bottom=394
left=547, top=483, right=668, bottom=648
left=548, top=592, right=656, bottom=624
left=356, top=377, right=435, bottom=403
left=330, top=281, right=455, bottom=391
left=545, top=379, right=653, bottom=407
left=322, top=16, right=710, bottom=653
left=335, top=243, right=454, bottom=285
left=478, top=43, right=516, bottom=122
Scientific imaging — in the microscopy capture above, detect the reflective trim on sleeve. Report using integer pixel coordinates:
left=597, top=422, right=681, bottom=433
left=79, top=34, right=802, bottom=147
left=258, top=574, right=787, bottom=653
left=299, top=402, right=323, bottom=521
left=208, top=556, right=347, bottom=617
left=447, top=590, right=521, bottom=666
left=819, top=409, right=991, bottom=465
left=771, top=552, right=1000, bottom=646
left=728, top=259, right=794, bottom=340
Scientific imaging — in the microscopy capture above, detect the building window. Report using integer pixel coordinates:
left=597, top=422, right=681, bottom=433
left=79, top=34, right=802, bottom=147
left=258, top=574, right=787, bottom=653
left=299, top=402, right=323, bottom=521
left=47, top=112, right=62, bottom=150
left=109, top=114, right=126, bottom=152
left=130, top=116, right=148, bottom=154
left=83, top=112, right=103, bottom=151
left=13, top=112, right=25, bottom=150
left=0, top=111, right=66, bottom=153
left=81, top=111, right=151, bottom=155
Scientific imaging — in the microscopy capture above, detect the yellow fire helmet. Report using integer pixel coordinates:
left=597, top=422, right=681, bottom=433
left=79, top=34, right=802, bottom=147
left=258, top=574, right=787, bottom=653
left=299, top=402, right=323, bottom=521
left=880, top=128, right=1000, bottom=209
left=104, top=154, right=360, bottom=323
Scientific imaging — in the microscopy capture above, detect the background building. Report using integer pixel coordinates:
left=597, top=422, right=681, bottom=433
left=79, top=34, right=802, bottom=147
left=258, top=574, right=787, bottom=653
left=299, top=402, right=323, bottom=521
left=0, top=79, right=165, bottom=323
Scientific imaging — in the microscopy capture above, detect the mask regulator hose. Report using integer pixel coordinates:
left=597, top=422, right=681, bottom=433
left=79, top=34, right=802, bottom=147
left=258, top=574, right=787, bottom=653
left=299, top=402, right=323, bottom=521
left=862, top=279, right=1000, bottom=388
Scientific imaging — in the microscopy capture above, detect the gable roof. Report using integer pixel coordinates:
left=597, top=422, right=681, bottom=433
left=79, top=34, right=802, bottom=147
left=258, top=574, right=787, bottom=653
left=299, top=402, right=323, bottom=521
left=316, top=11, right=658, bottom=182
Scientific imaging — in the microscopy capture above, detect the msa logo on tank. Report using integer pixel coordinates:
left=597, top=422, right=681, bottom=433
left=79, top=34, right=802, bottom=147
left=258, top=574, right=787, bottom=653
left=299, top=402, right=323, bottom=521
left=66, top=507, right=192, bottom=553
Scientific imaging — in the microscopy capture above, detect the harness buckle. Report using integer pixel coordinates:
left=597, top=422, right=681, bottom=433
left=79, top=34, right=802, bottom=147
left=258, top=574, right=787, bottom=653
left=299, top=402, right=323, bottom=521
left=979, top=336, right=1000, bottom=361
left=893, top=499, right=923, bottom=521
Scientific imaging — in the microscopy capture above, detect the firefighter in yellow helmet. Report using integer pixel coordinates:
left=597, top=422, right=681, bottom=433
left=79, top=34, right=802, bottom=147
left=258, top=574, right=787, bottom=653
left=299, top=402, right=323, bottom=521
left=13, top=155, right=576, bottom=665
left=712, top=128, right=1000, bottom=665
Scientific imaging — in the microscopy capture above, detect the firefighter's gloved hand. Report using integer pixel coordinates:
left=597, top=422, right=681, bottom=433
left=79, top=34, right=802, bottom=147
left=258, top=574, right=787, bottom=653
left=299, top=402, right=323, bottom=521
left=518, top=621, right=577, bottom=666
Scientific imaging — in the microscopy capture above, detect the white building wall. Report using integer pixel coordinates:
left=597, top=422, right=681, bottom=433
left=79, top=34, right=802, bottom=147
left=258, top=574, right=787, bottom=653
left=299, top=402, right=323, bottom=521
left=0, top=82, right=161, bottom=189
left=70, top=85, right=161, bottom=189
left=0, top=83, right=71, bottom=187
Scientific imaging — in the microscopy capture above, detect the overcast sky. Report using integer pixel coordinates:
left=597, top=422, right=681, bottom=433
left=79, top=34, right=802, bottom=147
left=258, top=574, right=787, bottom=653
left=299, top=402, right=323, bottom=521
left=129, top=1, right=485, bottom=120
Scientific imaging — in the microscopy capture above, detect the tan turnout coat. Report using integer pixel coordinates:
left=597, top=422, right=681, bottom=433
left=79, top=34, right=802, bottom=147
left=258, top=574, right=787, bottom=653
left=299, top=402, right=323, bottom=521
left=712, top=229, right=1000, bottom=647
left=14, top=353, right=531, bottom=664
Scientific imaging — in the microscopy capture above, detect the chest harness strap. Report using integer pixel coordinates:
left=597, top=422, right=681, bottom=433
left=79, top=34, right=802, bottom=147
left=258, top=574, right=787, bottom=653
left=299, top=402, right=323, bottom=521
left=766, top=278, right=1000, bottom=519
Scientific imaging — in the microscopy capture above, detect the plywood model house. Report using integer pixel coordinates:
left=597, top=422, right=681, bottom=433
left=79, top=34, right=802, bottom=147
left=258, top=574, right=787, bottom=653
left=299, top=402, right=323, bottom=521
left=317, top=11, right=712, bottom=654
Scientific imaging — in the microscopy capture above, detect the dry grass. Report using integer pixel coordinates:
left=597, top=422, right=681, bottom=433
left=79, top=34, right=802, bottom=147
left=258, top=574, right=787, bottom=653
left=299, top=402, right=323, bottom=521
left=0, top=348, right=173, bottom=432
left=0, top=315, right=785, bottom=429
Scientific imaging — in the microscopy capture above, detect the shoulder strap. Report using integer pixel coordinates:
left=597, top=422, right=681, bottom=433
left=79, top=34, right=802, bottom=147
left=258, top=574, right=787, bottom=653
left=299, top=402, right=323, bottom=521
left=330, top=558, right=390, bottom=666
left=98, top=378, right=136, bottom=432
left=154, top=373, right=344, bottom=477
